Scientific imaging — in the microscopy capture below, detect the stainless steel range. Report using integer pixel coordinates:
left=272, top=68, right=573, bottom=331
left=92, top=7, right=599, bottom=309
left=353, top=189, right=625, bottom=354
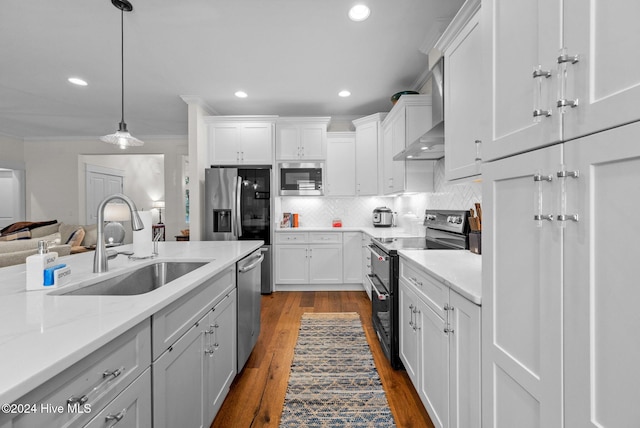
left=367, top=209, right=469, bottom=369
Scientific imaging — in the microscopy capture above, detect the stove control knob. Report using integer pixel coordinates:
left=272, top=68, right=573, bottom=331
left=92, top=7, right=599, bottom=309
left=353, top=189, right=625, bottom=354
left=425, top=214, right=436, bottom=221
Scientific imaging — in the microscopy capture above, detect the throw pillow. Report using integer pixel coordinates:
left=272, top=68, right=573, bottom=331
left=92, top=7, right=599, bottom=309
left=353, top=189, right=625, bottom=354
left=65, top=228, right=85, bottom=247
left=30, top=223, right=61, bottom=238
left=59, top=223, right=79, bottom=244
left=82, top=224, right=98, bottom=247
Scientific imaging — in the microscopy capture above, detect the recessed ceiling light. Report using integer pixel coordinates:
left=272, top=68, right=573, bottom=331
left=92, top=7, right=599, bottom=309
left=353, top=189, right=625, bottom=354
left=68, top=77, right=88, bottom=86
left=235, top=91, right=248, bottom=98
left=348, top=4, right=370, bottom=22
left=338, top=90, right=351, bottom=97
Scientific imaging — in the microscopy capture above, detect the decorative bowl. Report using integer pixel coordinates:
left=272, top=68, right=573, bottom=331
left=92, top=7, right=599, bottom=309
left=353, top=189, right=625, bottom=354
left=391, top=90, right=420, bottom=105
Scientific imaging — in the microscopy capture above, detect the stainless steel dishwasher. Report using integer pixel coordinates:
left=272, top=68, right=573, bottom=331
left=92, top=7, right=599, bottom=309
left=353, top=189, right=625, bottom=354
left=237, top=249, right=264, bottom=370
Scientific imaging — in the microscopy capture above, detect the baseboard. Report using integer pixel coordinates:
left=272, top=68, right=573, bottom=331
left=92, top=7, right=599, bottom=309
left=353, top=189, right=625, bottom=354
left=275, top=283, right=366, bottom=292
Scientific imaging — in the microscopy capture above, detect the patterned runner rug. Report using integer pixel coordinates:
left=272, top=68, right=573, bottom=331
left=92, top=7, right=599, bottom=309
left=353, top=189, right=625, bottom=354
left=279, top=312, right=396, bottom=427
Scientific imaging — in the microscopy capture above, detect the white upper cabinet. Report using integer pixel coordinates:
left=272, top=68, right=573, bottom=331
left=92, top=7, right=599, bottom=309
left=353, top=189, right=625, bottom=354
left=352, top=113, right=386, bottom=196
left=439, top=1, right=485, bottom=180
left=276, top=117, right=330, bottom=160
left=484, top=0, right=640, bottom=161
left=326, top=132, right=356, bottom=196
left=562, top=0, right=640, bottom=141
left=381, top=95, right=434, bottom=194
left=206, top=116, right=275, bottom=165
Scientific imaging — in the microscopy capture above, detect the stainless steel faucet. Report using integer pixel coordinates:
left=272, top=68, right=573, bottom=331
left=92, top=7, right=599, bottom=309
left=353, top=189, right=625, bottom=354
left=93, top=193, right=144, bottom=273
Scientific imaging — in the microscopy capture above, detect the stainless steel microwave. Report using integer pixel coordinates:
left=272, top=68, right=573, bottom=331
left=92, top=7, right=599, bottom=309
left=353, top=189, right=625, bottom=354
left=278, top=162, right=324, bottom=196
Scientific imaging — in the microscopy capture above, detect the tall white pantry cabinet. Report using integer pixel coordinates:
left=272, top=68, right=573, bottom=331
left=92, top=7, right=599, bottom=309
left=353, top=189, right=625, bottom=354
left=482, top=1, right=640, bottom=427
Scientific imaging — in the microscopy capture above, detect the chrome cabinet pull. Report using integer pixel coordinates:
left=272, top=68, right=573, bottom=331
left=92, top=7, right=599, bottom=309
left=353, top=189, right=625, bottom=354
left=534, top=214, right=554, bottom=221
left=533, top=174, right=553, bottom=182
left=557, top=98, right=578, bottom=108
left=408, top=304, right=414, bottom=328
left=105, top=409, right=127, bottom=427
left=533, top=109, right=552, bottom=118
left=67, top=368, right=123, bottom=406
left=474, top=140, right=482, bottom=162
left=532, top=69, right=552, bottom=78
left=557, top=170, right=579, bottom=179
left=557, top=53, right=579, bottom=64
left=557, top=214, right=579, bottom=222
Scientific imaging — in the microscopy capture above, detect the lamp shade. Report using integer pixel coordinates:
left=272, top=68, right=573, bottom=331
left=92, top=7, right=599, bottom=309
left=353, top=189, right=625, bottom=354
left=104, top=203, right=131, bottom=222
left=152, top=200, right=165, bottom=209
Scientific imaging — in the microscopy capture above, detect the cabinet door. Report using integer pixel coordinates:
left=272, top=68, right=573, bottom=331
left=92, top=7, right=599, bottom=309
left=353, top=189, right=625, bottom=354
left=391, top=113, right=406, bottom=193
left=326, top=135, right=356, bottom=196
left=563, top=0, right=640, bottom=141
left=208, top=124, right=241, bottom=165
left=342, top=232, right=362, bottom=284
left=482, top=145, right=563, bottom=428
left=483, top=0, right=562, bottom=161
left=399, top=281, right=420, bottom=385
left=84, top=369, right=152, bottom=428
left=205, top=291, right=237, bottom=423
left=299, top=125, right=326, bottom=159
left=418, top=301, right=449, bottom=428
left=354, top=121, right=379, bottom=195
left=308, top=245, right=343, bottom=284
left=275, top=245, right=308, bottom=284
left=153, top=313, right=208, bottom=428
left=449, top=291, right=481, bottom=428
left=382, top=122, right=395, bottom=194
left=276, top=125, right=300, bottom=159
left=361, top=235, right=372, bottom=299
left=240, top=123, right=273, bottom=164
left=445, top=12, right=484, bottom=180
left=563, top=122, right=640, bottom=427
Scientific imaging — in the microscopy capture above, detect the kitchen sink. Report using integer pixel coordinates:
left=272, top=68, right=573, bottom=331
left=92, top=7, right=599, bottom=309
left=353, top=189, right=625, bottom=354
left=58, top=261, right=208, bottom=296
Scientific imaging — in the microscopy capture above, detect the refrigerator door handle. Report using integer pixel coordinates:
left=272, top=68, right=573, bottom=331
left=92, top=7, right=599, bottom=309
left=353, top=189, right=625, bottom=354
left=235, top=176, right=243, bottom=238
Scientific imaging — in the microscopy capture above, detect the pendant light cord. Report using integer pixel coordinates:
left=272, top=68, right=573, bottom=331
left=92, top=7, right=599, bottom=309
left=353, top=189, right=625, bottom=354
left=120, top=8, right=125, bottom=125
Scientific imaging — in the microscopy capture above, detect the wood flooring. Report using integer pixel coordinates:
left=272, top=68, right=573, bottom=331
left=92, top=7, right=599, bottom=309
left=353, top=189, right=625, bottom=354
left=211, top=291, right=434, bottom=428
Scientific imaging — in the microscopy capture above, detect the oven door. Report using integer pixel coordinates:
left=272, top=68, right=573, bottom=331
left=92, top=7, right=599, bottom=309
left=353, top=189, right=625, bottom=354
left=366, top=273, right=391, bottom=354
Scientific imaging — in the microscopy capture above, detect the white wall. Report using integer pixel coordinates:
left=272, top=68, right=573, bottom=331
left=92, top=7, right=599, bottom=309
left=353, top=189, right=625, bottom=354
left=23, top=137, right=187, bottom=240
left=0, top=134, right=25, bottom=168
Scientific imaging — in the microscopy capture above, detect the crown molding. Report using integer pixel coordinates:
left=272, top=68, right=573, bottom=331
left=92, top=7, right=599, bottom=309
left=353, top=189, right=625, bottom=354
left=434, top=0, right=481, bottom=53
left=180, top=95, right=218, bottom=115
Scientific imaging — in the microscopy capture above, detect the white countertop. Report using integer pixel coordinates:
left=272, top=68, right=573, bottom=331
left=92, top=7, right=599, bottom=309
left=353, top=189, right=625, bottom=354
left=275, top=226, right=421, bottom=239
left=0, top=241, right=262, bottom=404
left=399, top=250, right=482, bottom=305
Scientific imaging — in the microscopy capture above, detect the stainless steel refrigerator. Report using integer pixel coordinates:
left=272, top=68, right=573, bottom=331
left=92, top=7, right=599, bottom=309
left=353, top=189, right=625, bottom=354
left=204, top=166, right=272, bottom=293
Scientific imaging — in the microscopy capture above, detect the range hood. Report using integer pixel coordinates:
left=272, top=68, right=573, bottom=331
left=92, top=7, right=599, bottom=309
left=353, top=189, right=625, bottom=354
left=394, top=57, right=445, bottom=160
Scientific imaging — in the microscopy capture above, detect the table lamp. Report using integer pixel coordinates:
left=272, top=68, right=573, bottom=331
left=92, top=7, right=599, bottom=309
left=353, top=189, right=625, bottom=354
left=153, top=200, right=165, bottom=224
left=103, top=202, right=130, bottom=244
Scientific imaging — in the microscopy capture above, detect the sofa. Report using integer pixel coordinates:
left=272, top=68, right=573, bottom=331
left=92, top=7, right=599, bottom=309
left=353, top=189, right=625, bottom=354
left=0, top=221, right=98, bottom=268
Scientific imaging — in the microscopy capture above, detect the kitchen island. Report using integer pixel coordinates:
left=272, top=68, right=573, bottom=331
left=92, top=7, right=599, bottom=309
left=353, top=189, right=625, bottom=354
left=0, top=240, right=262, bottom=422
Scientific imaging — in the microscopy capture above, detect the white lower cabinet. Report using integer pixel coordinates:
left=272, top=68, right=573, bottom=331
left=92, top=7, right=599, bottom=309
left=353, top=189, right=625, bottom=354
left=275, top=232, right=343, bottom=286
left=0, top=320, right=151, bottom=428
left=84, top=369, right=152, bottom=428
left=399, top=257, right=481, bottom=428
left=361, top=234, right=372, bottom=299
left=152, top=266, right=237, bottom=428
left=342, top=232, right=362, bottom=284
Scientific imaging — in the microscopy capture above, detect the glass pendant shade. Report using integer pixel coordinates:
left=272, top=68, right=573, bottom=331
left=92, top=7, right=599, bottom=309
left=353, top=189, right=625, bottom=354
left=101, top=122, right=143, bottom=149
left=100, top=0, right=143, bottom=149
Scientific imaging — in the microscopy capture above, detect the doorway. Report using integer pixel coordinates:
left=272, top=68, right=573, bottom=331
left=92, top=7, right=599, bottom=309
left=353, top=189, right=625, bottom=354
left=85, top=164, right=125, bottom=224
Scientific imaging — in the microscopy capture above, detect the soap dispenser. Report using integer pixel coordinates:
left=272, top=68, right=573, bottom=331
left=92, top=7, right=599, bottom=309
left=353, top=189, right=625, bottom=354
left=26, top=241, right=58, bottom=291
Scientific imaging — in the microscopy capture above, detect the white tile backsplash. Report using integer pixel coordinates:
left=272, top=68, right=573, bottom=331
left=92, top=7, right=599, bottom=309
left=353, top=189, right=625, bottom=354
left=277, top=159, right=482, bottom=228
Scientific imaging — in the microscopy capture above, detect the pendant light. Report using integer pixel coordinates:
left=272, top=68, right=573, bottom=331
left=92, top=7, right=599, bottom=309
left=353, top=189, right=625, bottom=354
left=100, top=0, right=143, bottom=149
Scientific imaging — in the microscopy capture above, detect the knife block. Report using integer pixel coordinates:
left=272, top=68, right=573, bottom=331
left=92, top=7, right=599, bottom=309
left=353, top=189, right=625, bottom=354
left=469, top=232, right=482, bottom=255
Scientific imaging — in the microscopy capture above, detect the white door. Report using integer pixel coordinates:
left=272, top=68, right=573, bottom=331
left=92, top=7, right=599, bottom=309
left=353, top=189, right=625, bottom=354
left=399, top=282, right=420, bottom=385
left=418, top=301, right=449, bottom=428
left=483, top=0, right=562, bottom=161
left=563, top=0, right=640, bottom=141
left=354, top=121, right=379, bottom=196
left=240, top=123, right=273, bottom=164
left=482, top=144, right=563, bottom=428
left=563, top=122, right=640, bottom=427
left=208, top=124, right=240, bottom=165
left=153, top=314, right=207, bottom=428
left=0, top=169, right=25, bottom=228
left=86, top=165, right=124, bottom=223
left=448, top=290, right=481, bottom=428
left=308, top=245, right=342, bottom=284
left=342, top=232, right=362, bottom=284
left=275, top=245, right=308, bottom=284
left=326, top=134, right=356, bottom=196
left=445, top=11, right=484, bottom=180
left=205, top=292, right=237, bottom=423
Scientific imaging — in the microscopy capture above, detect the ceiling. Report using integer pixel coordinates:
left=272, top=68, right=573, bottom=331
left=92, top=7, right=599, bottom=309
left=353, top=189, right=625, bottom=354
left=0, top=0, right=464, bottom=140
